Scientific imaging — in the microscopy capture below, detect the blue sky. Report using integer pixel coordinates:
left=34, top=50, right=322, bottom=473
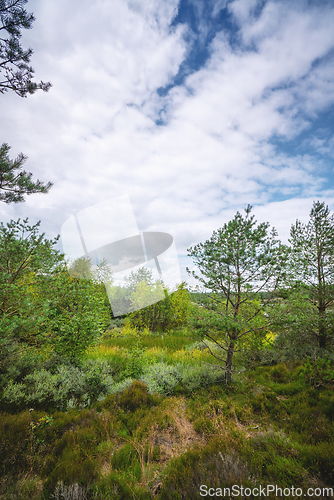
left=1, top=0, right=334, bottom=283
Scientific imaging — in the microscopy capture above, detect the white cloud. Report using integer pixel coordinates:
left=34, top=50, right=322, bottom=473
left=1, top=0, right=334, bottom=283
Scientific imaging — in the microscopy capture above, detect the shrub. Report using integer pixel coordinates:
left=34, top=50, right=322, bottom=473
left=117, top=381, right=148, bottom=412
left=2, top=360, right=115, bottom=410
left=116, top=380, right=159, bottom=412
left=301, top=441, right=334, bottom=483
left=108, top=378, right=134, bottom=395
left=140, top=363, right=182, bottom=395
left=180, top=364, right=224, bottom=393
left=270, top=364, right=290, bottom=383
left=159, top=439, right=252, bottom=499
left=299, top=355, right=334, bottom=389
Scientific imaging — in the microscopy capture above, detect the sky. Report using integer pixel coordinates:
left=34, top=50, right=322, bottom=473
left=1, top=0, right=334, bottom=284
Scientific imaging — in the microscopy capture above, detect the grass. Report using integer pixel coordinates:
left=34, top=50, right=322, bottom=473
left=1, top=326, right=333, bottom=499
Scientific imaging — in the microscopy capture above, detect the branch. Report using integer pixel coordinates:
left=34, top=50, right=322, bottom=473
left=203, top=332, right=228, bottom=352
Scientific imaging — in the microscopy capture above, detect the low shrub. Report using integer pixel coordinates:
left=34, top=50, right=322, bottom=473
left=180, top=364, right=224, bottom=393
left=299, top=356, right=334, bottom=389
left=108, top=377, right=134, bottom=395
left=300, top=440, right=334, bottom=484
left=140, top=363, right=182, bottom=395
left=2, top=360, right=114, bottom=411
left=159, top=439, right=253, bottom=499
left=117, top=381, right=158, bottom=412
left=270, top=364, right=290, bottom=383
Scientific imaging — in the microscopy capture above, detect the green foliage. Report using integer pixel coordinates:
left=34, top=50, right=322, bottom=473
left=46, top=266, right=111, bottom=358
left=2, top=360, right=114, bottom=411
left=1, top=359, right=334, bottom=498
left=140, top=362, right=182, bottom=395
left=266, top=363, right=290, bottom=383
left=117, top=380, right=159, bottom=413
left=124, top=267, right=154, bottom=291
left=120, top=342, right=147, bottom=379
left=0, top=348, right=45, bottom=391
left=187, top=205, right=288, bottom=382
left=0, top=143, right=52, bottom=204
left=0, top=0, right=51, bottom=97
left=107, top=377, right=134, bottom=395
left=301, top=441, right=334, bottom=483
left=299, top=355, right=334, bottom=389
left=68, top=256, right=113, bottom=286
left=180, top=363, right=224, bottom=393
left=159, top=439, right=253, bottom=500
left=0, top=218, right=62, bottom=373
left=91, top=474, right=143, bottom=500
left=128, top=281, right=190, bottom=333
left=288, top=201, right=334, bottom=349
left=0, top=218, right=112, bottom=364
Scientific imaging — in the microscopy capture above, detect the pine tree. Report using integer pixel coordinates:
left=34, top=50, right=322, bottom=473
left=289, top=201, right=334, bottom=349
left=0, top=0, right=51, bottom=96
left=187, top=205, right=288, bottom=382
left=0, top=1, right=53, bottom=203
left=0, top=142, right=52, bottom=203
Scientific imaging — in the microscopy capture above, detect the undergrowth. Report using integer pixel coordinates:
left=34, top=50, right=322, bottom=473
left=1, top=328, right=333, bottom=499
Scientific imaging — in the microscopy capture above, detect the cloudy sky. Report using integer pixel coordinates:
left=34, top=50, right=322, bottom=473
left=1, top=0, right=334, bottom=283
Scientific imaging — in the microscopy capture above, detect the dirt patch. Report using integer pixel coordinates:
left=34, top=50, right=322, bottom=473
left=154, top=398, right=204, bottom=461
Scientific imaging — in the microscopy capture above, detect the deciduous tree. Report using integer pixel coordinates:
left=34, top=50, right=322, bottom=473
left=0, top=218, right=111, bottom=367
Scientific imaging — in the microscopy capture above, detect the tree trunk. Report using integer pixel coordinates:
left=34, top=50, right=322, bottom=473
left=225, top=341, right=235, bottom=383
left=318, top=306, right=327, bottom=349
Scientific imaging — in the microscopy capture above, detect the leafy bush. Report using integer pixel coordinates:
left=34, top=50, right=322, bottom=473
left=180, top=364, right=224, bottom=392
left=121, top=343, right=147, bottom=379
left=2, top=360, right=114, bottom=410
left=140, top=363, right=182, bottom=395
left=125, top=359, right=225, bottom=397
left=108, top=378, right=134, bottom=395
left=0, top=348, right=46, bottom=390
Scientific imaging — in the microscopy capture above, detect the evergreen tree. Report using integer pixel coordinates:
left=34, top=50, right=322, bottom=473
left=0, top=1, right=52, bottom=203
left=187, top=205, right=288, bottom=383
left=289, top=201, right=334, bottom=350
left=0, top=143, right=52, bottom=203
left=0, top=0, right=51, bottom=96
